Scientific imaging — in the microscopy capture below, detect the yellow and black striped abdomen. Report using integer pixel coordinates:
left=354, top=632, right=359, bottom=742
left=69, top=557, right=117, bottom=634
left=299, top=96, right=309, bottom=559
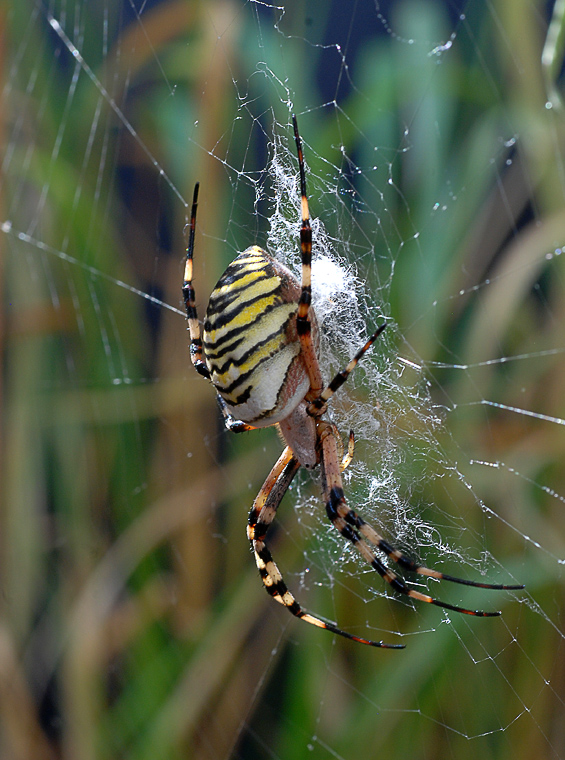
left=203, top=245, right=313, bottom=427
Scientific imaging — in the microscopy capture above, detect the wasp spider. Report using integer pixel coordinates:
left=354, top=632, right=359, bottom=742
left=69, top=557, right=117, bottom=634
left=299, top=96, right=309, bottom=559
left=182, top=115, right=523, bottom=648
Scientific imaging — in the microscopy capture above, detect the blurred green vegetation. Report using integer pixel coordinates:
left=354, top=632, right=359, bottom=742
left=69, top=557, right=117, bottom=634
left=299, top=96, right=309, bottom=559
left=2, top=0, right=565, bottom=759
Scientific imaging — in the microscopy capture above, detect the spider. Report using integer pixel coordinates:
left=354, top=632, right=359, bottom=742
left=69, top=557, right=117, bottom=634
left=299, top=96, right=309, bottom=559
left=182, top=115, right=523, bottom=648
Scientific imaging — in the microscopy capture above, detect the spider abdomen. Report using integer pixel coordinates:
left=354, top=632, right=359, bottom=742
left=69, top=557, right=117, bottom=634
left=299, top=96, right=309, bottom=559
left=203, top=245, right=316, bottom=427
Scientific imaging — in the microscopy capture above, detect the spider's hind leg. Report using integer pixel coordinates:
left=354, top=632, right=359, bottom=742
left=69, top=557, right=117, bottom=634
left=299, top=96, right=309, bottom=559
left=248, top=446, right=403, bottom=649
left=292, top=114, right=323, bottom=401
left=182, top=183, right=209, bottom=379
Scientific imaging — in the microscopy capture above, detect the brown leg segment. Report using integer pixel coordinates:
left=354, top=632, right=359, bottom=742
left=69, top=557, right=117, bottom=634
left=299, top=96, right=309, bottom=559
left=248, top=445, right=403, bottom=648
left=292, top=115, right=323, bottom=400
left=319, top=423, right=520, bottom=616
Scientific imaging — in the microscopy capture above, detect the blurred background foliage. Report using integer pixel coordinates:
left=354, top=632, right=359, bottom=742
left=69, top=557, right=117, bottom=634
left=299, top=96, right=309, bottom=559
left=1, top=0, right=565, bottom=758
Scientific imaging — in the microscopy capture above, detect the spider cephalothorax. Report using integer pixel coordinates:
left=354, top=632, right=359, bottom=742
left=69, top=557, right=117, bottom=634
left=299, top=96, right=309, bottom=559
left=182, top=115, right=523, bottom=648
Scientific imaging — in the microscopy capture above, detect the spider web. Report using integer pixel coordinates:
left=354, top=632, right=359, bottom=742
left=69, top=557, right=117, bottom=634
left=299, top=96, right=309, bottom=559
left=2, top=1, right=565, bottom=759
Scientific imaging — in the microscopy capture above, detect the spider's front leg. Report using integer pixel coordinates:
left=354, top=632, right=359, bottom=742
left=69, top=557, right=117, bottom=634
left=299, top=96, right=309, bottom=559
left=319, top=423, right=522, bottom=616
left=248, top=445, right=403, bottom=649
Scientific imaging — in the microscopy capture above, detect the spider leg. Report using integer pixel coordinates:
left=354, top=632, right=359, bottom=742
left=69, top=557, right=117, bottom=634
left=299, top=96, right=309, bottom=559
left=352, top=518, right=524, bottom=591
left=292, top=114, right=324, bottom=400
left=248, top=446, right=404, bottom=648
left=216, top=396, right=257, bottom=433
left=319, top=424, right=522, bottom=617
left=308, top=323, right=387, bottom=416
left=182, top=183, right=210, bottom=379
left=341, top=430, right=355, bottom=472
